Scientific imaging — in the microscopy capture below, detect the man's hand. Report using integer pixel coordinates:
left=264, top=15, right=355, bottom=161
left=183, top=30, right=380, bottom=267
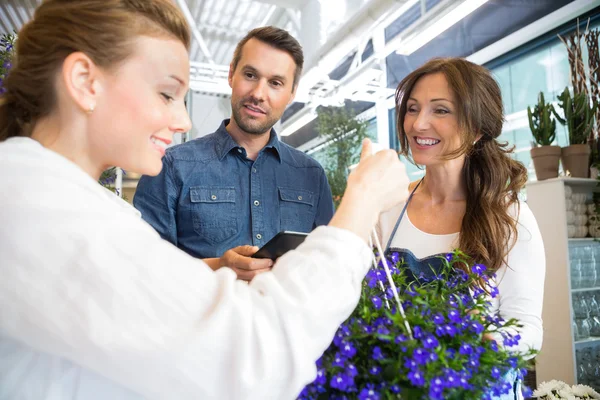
left=218, top=245, right=274, bottom=281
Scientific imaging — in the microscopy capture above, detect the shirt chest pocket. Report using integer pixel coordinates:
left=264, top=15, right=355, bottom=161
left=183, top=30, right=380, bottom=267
left=278, top=187, right=316, bottom=233
left=190, top=186, right=239, bottom=245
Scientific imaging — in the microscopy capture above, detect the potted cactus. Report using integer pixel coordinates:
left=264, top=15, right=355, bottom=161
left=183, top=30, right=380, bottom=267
left=528, top=92, right=561, bottom=180
left=553, top=87, right=597, bottom=178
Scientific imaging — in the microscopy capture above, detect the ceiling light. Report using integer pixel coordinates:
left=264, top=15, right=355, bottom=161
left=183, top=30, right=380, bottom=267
left=279, top=109, right=318, bottom=137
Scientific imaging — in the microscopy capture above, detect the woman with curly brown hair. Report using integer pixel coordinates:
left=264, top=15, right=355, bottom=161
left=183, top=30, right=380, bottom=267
left=378, top=57, right=545, bottom=400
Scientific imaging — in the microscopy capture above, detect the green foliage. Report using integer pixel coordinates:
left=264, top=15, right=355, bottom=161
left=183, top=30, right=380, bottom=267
left=316, top=106, right=373, bottom=208
left=527, top=92, right=557, bottom=146
left=0, top=32, right=17, bottom=93
left=553, top=87, right=597, bottom=145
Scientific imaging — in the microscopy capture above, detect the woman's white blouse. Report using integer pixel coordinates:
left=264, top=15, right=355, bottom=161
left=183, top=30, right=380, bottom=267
left=0, top=137, right=373, bottom=400
left=377, top=196, right=546, bottom=356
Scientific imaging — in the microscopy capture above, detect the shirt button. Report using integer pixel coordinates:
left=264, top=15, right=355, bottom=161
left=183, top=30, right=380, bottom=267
left=252, top=168, right=257, bottom=173
left=211, top=195, right=217, bottom=200
left=254, top=200, right=260, bottom=206
left=298, top=196, right=303, bottom=201
left=237, top=148, right=242, bottom=153
left=256, top=233, right=262, bottom=240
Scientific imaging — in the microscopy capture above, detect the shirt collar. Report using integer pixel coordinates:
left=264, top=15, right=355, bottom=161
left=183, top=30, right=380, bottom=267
left=214, top=119, right=282, bottom=163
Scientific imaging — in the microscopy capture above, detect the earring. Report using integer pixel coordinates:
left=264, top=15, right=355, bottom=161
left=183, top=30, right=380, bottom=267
left=87, top=104, right=95, bottom=114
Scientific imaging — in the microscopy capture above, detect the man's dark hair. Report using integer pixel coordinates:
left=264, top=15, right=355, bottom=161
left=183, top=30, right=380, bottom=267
left=231, top=26, right=304, bottom=89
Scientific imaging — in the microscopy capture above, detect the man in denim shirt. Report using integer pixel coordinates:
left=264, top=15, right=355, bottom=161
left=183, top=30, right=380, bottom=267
left=134, top=27, right=334, bottom=280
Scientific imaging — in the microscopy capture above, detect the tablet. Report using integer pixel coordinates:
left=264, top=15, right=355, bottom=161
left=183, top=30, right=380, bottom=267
left=252, top=231, right=309, bottom=260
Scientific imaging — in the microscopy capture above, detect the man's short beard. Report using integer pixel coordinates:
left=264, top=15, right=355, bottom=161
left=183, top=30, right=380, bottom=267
left=231, top=104, right=278, bottom=135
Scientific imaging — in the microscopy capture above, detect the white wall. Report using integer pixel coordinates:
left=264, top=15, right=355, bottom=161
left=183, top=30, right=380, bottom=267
left=188, top=93, right=232, bottom=140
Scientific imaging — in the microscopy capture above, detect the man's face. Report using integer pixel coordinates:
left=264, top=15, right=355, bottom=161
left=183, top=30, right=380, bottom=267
left=228, top=38, right=297, bottom=136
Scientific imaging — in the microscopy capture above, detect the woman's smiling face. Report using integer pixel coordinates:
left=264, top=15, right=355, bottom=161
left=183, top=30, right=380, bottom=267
left=403, top=72, right=463, bottom=167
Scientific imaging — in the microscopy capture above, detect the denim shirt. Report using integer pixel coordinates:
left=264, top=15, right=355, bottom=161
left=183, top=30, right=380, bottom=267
left=133, top=120, right=335, bottom=259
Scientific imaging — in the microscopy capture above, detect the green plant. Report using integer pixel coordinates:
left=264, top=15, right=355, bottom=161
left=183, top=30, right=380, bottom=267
left=0, top=32, right=17, bottom=94
left=553, top=87, right=597, bottom=145
left=527, top=92, right=557, bottom=146
left=316, top=106, right=372, bottom=208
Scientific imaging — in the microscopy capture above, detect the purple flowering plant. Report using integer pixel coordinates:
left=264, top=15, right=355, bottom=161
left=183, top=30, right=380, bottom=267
left=0, top=32, right=16, bottom=95
left=299, top=250, right=537, bottom=400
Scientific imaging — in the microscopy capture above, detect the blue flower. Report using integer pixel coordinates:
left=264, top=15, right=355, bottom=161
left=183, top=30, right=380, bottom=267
left=467, top=356, right=480, bottom=369
left=340, top=340, right=357, bottom=358
left=376, top=325, right=389, bottom=336
left=508, top=357, right=518, bottom=368
left=395, top=334, right=407, bottom=343
left=407, top=369, right=425, bottom=387
left=371, top=296, right=382, bottom=310
left=330, top=373, right=353, bottom=392
left=490, top=366, right=501, bottom=379
left=369, top=365, right=381, bottom=375
left=345, top=363, right=358, bottom=378
left=412, top=325, right=423, bottom=339
left=390, top=384, right=401, bottom=393
left=490, top=285, right=499, bottom=298
left=332, top=352, right=347, bottom=367
left=459, top=343, right=473, bottom=355
left=433, top=313, right=445, bottom=324
left=489, top=340, right=499, bottom=352
left=358, top=384, right=380, bottom=400
left=422, top=335, right=439, bottom=349
left=428, top=351, right=439, bottom=362
left=412, top=347, right=429, bottom=365
left=445, top=253, right=453, bottom=262
left=431, top=375, right=446, bottom=388
left=403, top=357, right=418, bottom=370
left=472, top=263, right=487, bottom=275
left=447, top=308, right=462, bottom=323
left=469, top=321, right=484, bottom=335
left=428, top=384, right=444, bottom=400
left=372, top=346, right=385, bottom=360
left=444, top=369, right=460, bottom=388
left=390, top=252, right=399, bottom=263
left=442, top=324, right=458, bottom=337
left=315, top=368, right=327, bottom=385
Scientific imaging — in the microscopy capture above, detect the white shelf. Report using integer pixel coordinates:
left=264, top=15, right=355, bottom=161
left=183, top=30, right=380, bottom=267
left=574, top=337, right=600, bottom=346
left=569, top=238, right=598, bottom=242
left=528, top=177, right=598, bottom=188
left=572, top=287, right=600, bottom=293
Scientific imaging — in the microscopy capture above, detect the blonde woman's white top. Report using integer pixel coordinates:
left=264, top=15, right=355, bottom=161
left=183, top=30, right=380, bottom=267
left=0, top=137, right=372, bottom=400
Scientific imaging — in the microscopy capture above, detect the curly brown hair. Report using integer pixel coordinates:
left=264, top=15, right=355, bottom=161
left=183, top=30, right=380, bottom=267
left=395, top=57, right=528, bottom=273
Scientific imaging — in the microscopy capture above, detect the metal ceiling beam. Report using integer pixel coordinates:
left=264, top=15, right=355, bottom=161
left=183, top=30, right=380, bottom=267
left=250, top=0, right=305, bottom=8
left=176, top=0, right=215, bottom=64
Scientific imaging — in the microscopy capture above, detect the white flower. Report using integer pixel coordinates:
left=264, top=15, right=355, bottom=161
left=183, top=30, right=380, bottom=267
left=556, top=388, right=576, bottom=400
left=534, top=381, right=571, bottom=397
left=572, top=384, right=600, bottom=399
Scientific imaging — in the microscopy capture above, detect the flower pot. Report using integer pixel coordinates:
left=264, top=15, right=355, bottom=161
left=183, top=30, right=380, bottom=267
left=561, top=144, right=591, bottom=178
left=530, top=145, right=561, bottom=180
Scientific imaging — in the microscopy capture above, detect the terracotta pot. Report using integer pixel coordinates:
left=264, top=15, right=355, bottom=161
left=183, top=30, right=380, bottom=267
left=561, top=144, right=591, bottom=178
left=530, top=145, right=561, bottom=180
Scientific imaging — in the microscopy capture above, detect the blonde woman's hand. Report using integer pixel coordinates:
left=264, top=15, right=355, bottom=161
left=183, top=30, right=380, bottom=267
left=329, top=139, right=410, bottom=241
